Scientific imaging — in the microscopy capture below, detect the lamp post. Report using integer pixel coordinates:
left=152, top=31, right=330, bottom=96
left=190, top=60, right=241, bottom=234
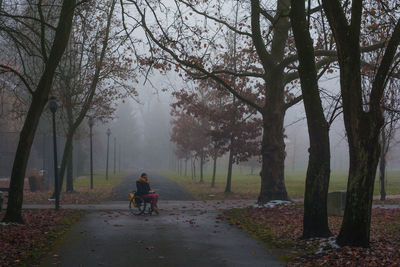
left=106, top=128, right=111, bottom=180
left=48, top=96, right=60, bottom=210
left=88, top=116, right=94, bottom=189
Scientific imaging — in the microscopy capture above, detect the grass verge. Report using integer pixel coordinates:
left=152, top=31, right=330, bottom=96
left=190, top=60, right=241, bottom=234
left=161, top=170, right=400, bottom=200
left=22, top=171, right=127, bottom=204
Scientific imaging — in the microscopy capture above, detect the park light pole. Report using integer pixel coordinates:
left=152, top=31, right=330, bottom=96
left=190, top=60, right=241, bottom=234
left=48, top=96, right=60, bottom=210
left=106, top=128, right=111, bottom=181
left=88, top=116, right=94, bottom=189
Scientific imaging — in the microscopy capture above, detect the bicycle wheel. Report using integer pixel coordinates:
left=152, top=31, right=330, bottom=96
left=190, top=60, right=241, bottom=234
left=132, top=196, right=146, bottom=215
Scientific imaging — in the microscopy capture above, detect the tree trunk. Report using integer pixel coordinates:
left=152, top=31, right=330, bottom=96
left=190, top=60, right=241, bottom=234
left=336, top=126, right=381, bottom=247
left=252, top=0, right=291, bottom=203
left=211, top=152, right=217, bottom=188
left=184, top=159, right=187, bottom=177
left=322, top=0, right=400, bottom=247
left=190, top=156, right=194, bottom=180
left=58, top=127, right=74, bottom=192
left=193, top=159, right=196, bottom=180
left=58, top=0, right=116, bottom=192
left=62, top=99, right=74, bottom=193
left=258, top=107, right=289, bottom=203
left=199, top=151, right=204, bottom=183
left=334, top=55, right=383, bottom=247
left=66, top=146, right=73, bottom=193
left=2, top=0, right=76, bottom=223
left=290, top=0, right=332, bottom=238
left=379, top=131, right=386, bottom=201
left=225, top=147, right=234, bottom=193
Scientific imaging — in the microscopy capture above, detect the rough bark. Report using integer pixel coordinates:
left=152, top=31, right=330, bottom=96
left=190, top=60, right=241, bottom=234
left=3, top=0, right=76, bottom=223
left=290, top=0, right=332, bottom=238
left=258, top=106, right=288, bottom=202
left=322, top=0, right=400, bottom=247
left=252, top=0, right=291, bottom=203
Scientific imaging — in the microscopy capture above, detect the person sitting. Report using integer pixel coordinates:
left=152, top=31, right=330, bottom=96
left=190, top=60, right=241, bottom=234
left=136, top=172, right=159, bottom=210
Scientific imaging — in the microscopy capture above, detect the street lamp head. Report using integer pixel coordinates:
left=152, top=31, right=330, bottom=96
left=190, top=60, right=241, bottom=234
left=88, top=115, right=94, bottom=128
left=48, top=96, right=58, bottom=114
left=106, top=128, right=111, bottom=136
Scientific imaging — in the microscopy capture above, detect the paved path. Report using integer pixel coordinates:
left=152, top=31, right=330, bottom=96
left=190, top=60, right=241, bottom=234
left=111, top=171, right=195, bottom=201
left=39, top=172, right=284, bottom=267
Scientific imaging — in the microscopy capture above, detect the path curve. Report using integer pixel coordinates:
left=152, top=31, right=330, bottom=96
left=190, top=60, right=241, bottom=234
left=40, top=173, right=284, bottom=267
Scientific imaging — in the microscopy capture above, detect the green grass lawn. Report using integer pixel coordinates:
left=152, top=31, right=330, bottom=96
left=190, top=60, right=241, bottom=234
left=161, top=169, right=400, bottom=200
left=74, top=170, right=125, bottom=190
left=23, top=171, right=127, bottom=204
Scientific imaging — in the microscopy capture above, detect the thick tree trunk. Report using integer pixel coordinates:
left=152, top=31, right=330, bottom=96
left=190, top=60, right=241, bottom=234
left=290, top=0, right=332, bottom=238
left=335, top=66, right=383, bottom=247
left=211, top=153, right=217, bottom=188
left=2, top=0, right=76, bottom=223
left=3, top=97, right=45, bottom=223
left=252, top=0, right=291, bottom=203
left=322, top=0, right=400, bottom=247
left=258, top=107, right=289, bottom=203
left=336, top=126, right=381, bottom=247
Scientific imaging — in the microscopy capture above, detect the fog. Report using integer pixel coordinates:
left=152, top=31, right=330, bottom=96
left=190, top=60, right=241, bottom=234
left=1, top=72, right=399, bottom=180
left=85, top=71, right=400, bottom=177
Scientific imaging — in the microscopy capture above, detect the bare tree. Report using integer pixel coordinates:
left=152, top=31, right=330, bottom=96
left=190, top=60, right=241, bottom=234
left=290, top=0, right=332, bottom=238
left=122, top=0, right=339, bottom=202
left=1, top=0, right=77, bottom=223
left=54, top=0, right=137, bottom=193
left=322, top=0, right=400, bottom=247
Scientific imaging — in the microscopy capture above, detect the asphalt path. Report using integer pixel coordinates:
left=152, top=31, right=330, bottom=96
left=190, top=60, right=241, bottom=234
left=39, top=172, right=284, bottom=267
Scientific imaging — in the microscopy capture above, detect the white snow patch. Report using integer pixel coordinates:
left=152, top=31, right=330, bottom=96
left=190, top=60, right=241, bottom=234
left=253, top=200, right=293, bottom=208
left=0, top=222, right=19, bottom=226
left=313, top=237, right=340, bottom=254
